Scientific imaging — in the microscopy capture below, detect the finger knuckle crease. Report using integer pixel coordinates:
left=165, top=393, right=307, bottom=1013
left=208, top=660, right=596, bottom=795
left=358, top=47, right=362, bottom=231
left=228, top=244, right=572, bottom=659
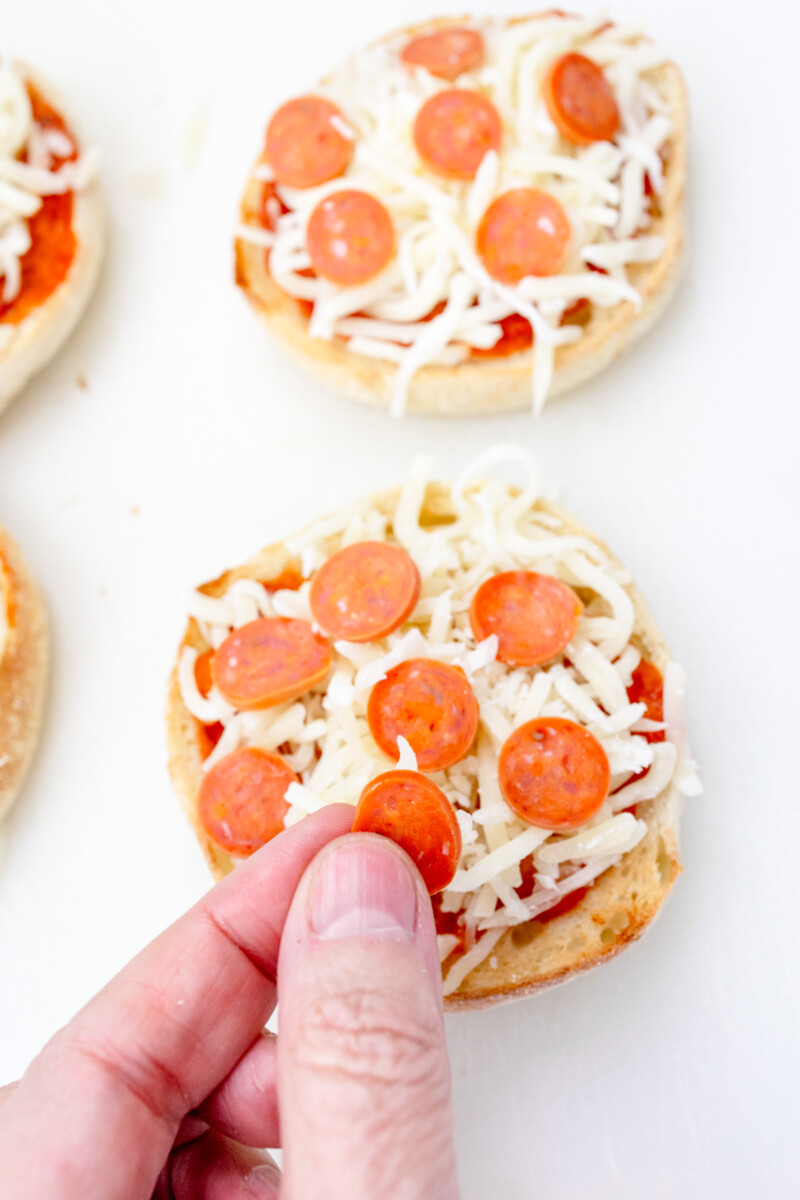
left=65, top=1030, right=188, bottom=1128
left=295, top=988, right=442, bottom=1089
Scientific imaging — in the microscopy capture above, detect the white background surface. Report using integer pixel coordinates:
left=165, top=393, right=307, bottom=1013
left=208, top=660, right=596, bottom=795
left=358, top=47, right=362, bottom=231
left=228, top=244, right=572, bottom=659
left=1, top=1, right=798, bottom=1195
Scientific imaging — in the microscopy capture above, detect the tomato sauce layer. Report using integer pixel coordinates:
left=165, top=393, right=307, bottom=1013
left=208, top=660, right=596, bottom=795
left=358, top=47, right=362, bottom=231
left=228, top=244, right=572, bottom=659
left=0, top=85, right=78, bottom=326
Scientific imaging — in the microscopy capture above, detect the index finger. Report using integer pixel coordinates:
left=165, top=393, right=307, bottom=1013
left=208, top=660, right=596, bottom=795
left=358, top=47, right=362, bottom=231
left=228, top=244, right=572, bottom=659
left=0, top=804, right=353, bottom=1200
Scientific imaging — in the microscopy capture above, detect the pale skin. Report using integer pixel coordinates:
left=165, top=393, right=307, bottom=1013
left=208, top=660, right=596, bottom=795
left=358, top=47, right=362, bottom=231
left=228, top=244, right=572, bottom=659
left=0, top=805, right=461, bottom=1199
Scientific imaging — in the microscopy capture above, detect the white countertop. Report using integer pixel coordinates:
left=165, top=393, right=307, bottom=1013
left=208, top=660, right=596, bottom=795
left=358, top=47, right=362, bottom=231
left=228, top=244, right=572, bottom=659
left=1, top=2, right=798, bottom=1195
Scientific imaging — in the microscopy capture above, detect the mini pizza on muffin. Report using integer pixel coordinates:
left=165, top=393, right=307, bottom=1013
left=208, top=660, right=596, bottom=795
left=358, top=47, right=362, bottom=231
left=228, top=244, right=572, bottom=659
left=0, top=58, right=104, bottom=413
left=236, top=13, right=686, bottom=415
left=166, top=449, right=701, bottom=1008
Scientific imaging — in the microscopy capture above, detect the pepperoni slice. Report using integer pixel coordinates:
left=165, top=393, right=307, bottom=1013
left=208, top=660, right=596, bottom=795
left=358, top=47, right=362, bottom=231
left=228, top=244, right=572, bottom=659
left=627, top=659, right=665, bottom=744
left=470, top=571, right=582, bottom=666
left=413, top=89, right=502, bottom=180
left=309, top=541, right=420, bottom=643
left=306, top=190, right=395, bottom=286
left=400, top=27, right=485, bottom=80
left=198, top=747, right=297, bottom=856
left=498, top=717, right=610, bottom=831
left=212, top=617, right=331, bottom=710
left=367, top=658, right=479, bottom=772
left=353, top=770, right=461, bottom=894
left=543, top=53, right=620, bottom=146
left=476, top=188, right=571, bottom=282
left=265, top=95, right=353, bottom=189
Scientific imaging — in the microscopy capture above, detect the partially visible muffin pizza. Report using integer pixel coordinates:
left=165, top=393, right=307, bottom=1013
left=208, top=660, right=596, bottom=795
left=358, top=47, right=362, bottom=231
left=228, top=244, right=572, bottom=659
left=0, top=58, right=104, bottom=412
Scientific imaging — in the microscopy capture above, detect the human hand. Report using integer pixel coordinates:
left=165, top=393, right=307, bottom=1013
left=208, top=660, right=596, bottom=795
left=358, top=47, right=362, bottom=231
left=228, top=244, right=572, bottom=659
left=0, top=805, right=460, bottom=1198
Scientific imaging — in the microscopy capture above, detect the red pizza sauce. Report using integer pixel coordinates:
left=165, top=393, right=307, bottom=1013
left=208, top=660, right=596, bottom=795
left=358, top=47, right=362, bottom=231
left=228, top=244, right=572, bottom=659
left=0, top=83, right=79, bottom=326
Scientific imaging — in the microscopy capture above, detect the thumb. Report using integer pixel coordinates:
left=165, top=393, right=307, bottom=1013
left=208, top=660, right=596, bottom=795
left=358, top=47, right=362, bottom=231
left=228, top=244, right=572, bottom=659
left=277, top=833, right=460, bottom=1200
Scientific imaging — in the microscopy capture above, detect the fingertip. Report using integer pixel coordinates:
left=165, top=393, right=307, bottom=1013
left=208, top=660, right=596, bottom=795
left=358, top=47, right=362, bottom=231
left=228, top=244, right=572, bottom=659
left=289, top=831, right=443, bottom=996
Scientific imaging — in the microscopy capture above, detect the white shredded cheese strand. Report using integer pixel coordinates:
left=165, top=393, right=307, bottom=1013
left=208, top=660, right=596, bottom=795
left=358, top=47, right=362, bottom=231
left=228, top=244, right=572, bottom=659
left=609, top=741, right=678, bottom=811
left=177, top=646, right=235, bottom=725
left=448, top=827, right=550, bottom=893
left=442, top=926, right=506, bottom=996
left=535, top=813, right=645, bottom=865
left=395, top=736, right=418, bottom=771
left=663, top=662, right=703, bottom=797
left=0, top=63, right=31, bottom=159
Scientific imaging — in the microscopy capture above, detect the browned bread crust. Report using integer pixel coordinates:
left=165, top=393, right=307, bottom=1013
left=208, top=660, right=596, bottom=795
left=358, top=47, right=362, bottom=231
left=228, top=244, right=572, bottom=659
left=165, top=483, right=682, bottom=1009
left=0, top=526, right=48, bottom=823
left=235, top=17, right=687, bottom=415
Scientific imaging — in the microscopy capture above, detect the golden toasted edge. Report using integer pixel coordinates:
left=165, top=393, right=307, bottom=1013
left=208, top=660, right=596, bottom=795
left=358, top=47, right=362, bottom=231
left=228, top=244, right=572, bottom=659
left=0, top=525, right=49, bottom=823
left=234, top=20, right=687, bottom=415
left=443, top=500, right=682, bottom=1009
left=0, top=67, right=106, bottom=416
left=165, top=483, right=683, bottom=1007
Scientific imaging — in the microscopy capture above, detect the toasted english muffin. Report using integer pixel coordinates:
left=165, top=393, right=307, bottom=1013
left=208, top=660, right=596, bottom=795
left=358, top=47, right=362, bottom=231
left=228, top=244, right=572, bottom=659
left=166, top=457, right=699, bottom=1008
left=0, top=525, right=48, bottom=823
left=235, top=14, right=687, bottom=416
left=0, top=63, right=104, bottom=415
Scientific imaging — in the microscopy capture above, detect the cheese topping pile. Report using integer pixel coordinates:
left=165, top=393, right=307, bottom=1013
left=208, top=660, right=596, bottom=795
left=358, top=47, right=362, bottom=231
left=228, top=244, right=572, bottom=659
left=178, top=447, right=701, bottom=992
left=0, top=60, right=97, bottom=309
left=240, top=14, right=675, bottom=414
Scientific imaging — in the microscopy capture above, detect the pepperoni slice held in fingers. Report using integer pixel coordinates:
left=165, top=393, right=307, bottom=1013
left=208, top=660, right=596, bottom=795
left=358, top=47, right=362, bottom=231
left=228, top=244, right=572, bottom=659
left=477, top=188, right=571, bottom=282
left=306, top=190, right=395, bottom=285
left=413, top=88, right=501, bottom=180
left=367, top=658, right=479, bottom=772
left=627, top=658, right=665, bottom=743
left=309, top=541, right=420, bottom=642
left=400, top=27, right=485, bottom=80
left=212, top=617, right=331, bottom=709
left=199, top=747, right=297, bottom=856
left=498, top=717, right=610, bottom=831
left=470, top=571, right=582, bottom=665
left=265, top=95, right=353, bottom=188
left=543, top=53, right=619, bottom=145
left=353, top=770, right=461, bottom=894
